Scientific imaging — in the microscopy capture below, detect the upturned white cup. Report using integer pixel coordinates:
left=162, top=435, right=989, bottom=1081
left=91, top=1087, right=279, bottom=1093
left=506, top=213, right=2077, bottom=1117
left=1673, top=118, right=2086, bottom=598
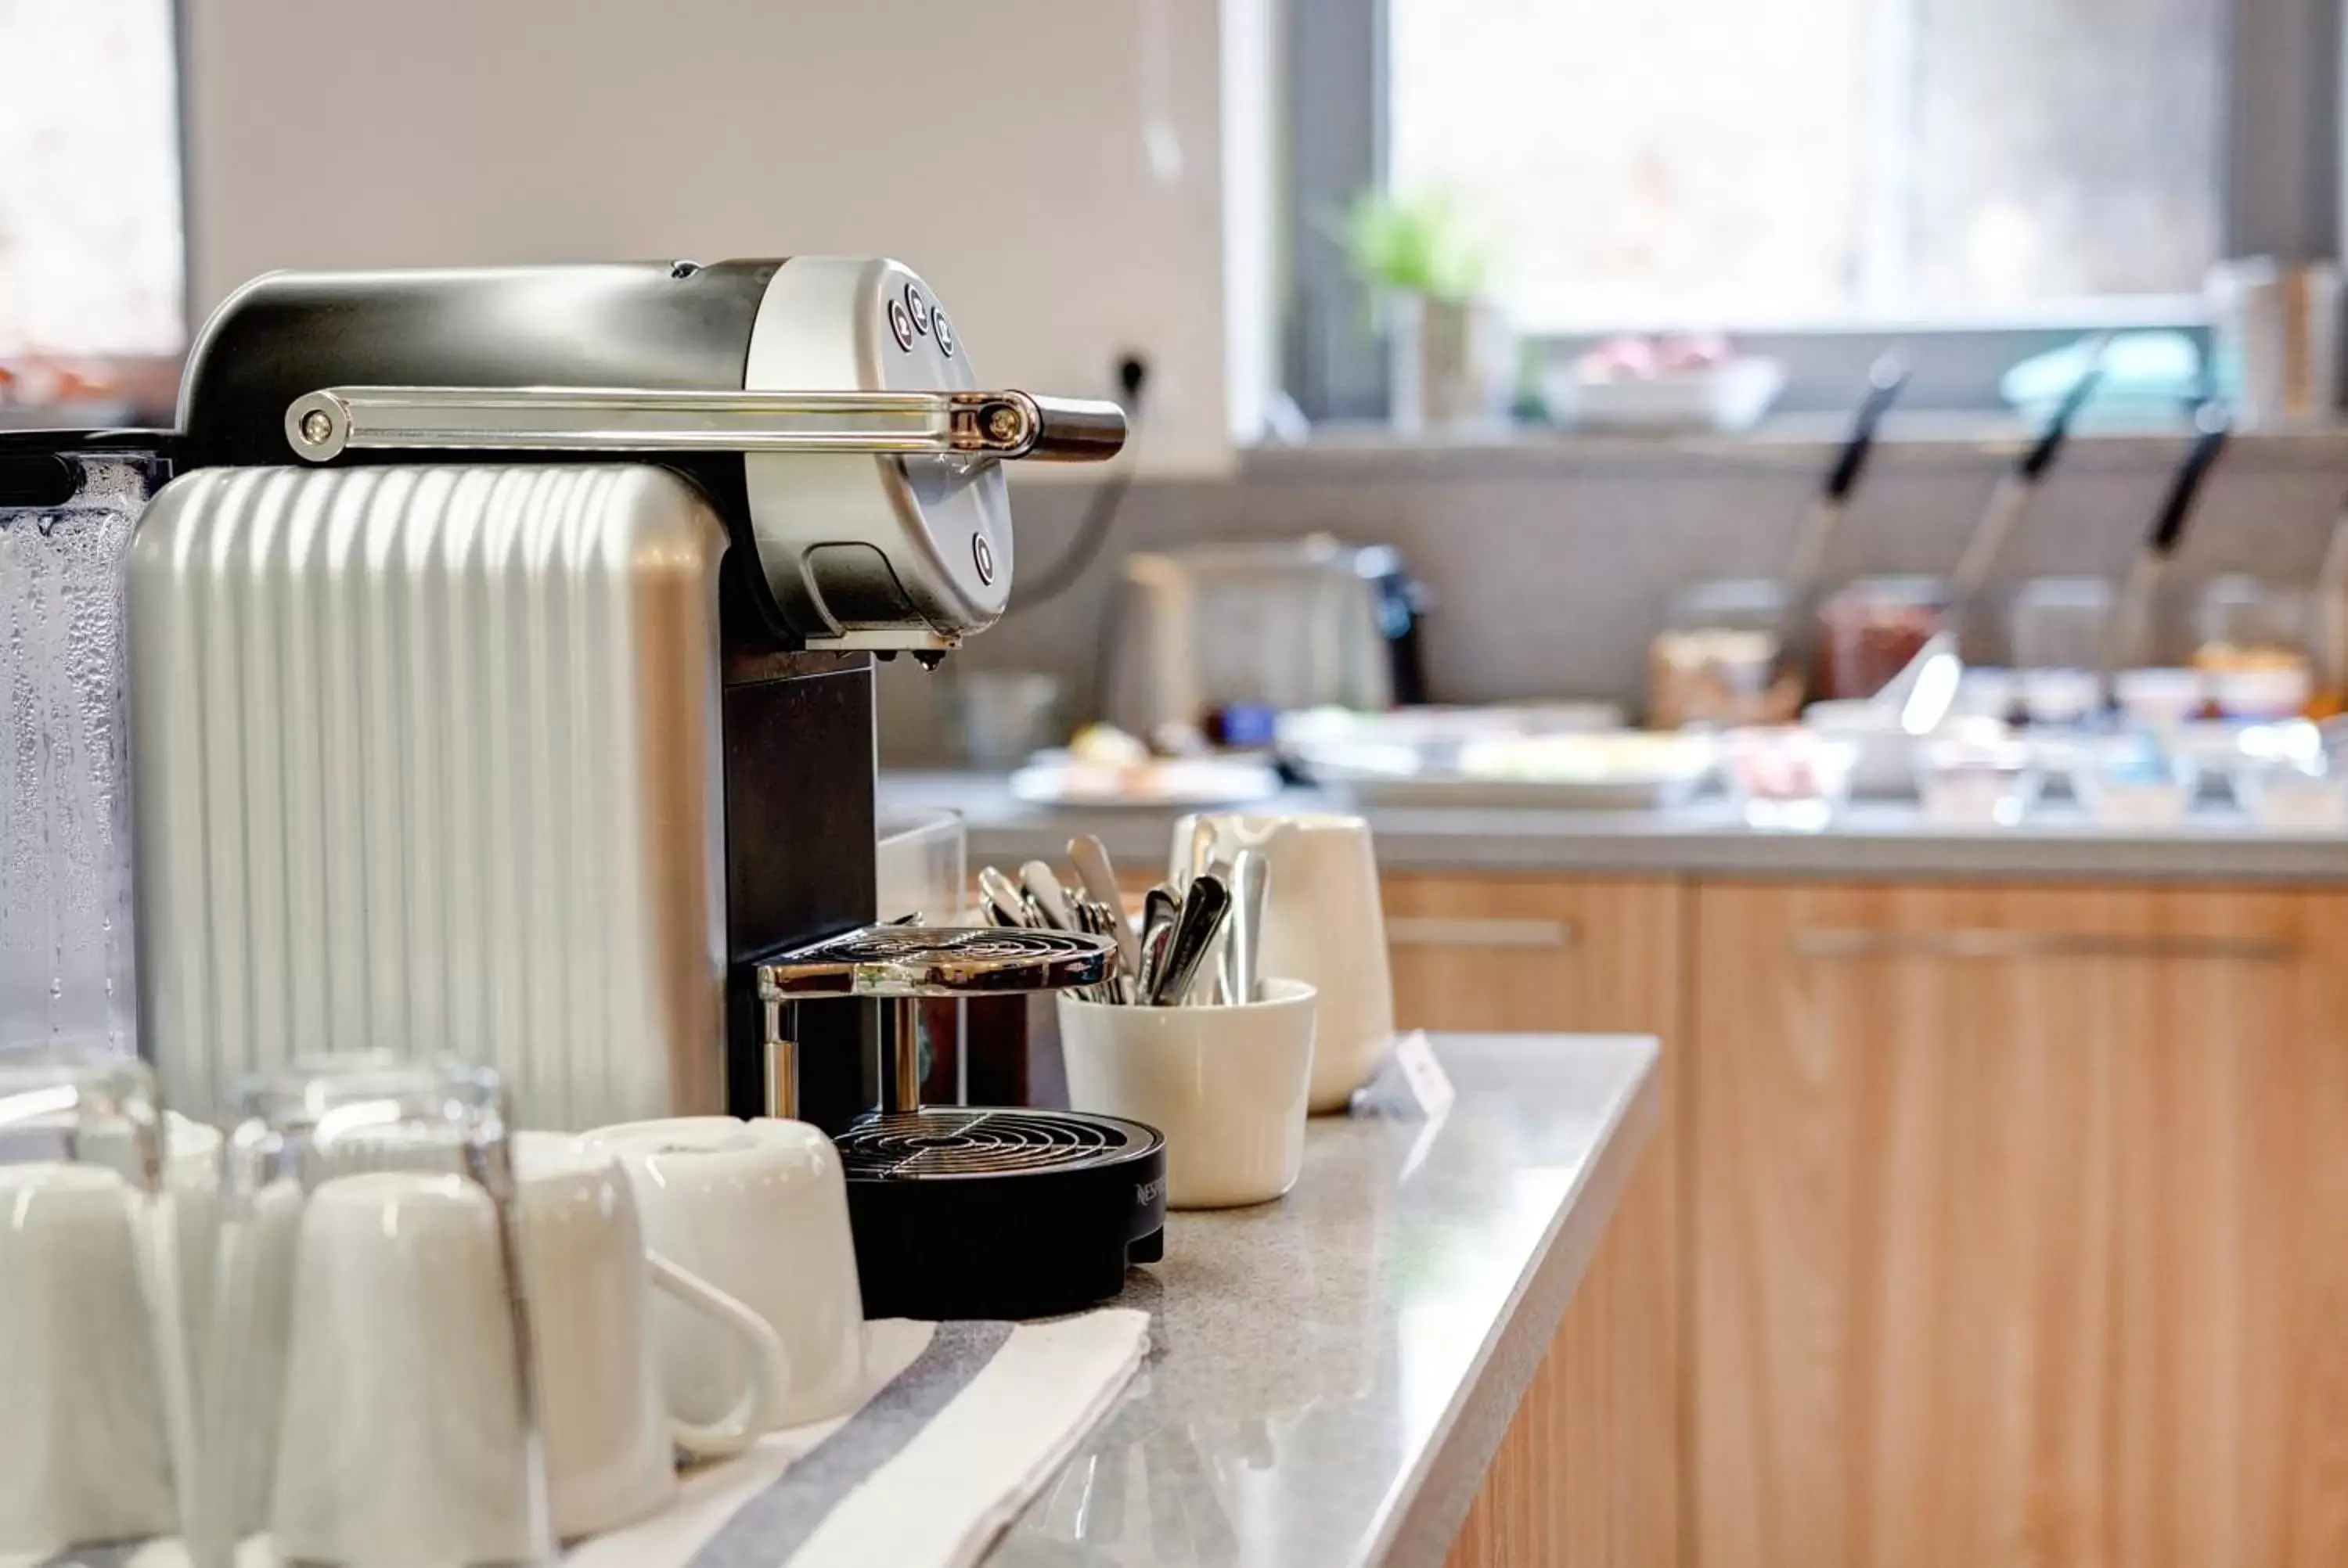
left=270, top=1153, right=787, bottom=1555
left=1059, top=978, right=1317, bottom=1209
left=162, top=1115, right=222, bottom=1370
left=74, top=1109, right=221, bottom=1381
left=513, top=1135, right=789, bottom=1537
left=269, top=1171, right=542, bottom=1564
left=0, top=1163, right=178, bottom=1555
left=1172, top=813, right=1395, bottom=1110
left=583, top=1117, right=867, bottom=1428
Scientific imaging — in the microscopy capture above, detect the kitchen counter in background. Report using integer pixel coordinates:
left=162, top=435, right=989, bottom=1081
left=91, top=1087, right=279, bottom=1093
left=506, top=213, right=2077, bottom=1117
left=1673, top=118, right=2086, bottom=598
left=880, top=770, right=2348, bottom=883
left=985, top=1032, right=1662, bottom=1568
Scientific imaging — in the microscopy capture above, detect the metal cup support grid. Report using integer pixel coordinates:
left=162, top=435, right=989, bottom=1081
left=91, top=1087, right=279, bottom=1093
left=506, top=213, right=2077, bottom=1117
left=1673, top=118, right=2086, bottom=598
left=754, top=926, right=1112, bottom=1118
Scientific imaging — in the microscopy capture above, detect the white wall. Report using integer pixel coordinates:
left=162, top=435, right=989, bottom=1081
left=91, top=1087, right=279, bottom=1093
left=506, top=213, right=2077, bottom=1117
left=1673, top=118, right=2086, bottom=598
left=180, top=0, right=1241, bottom=473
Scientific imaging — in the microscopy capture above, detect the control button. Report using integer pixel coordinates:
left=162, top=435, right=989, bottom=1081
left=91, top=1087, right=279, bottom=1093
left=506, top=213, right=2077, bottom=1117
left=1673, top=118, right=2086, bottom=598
left=887, top=298, right=915, bottom=351
left=904, top=285, right=932, bottom=334
left=933, top=311, right=956, bottom=357
left=972, top=532, right=996, bottom=585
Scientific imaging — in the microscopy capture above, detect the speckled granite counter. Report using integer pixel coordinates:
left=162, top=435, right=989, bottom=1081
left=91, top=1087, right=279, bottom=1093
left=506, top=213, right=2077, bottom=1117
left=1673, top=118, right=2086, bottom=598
left=881, top=770, right=2348, bottom=883
left=982, top=1032, right=1660, bottom=1568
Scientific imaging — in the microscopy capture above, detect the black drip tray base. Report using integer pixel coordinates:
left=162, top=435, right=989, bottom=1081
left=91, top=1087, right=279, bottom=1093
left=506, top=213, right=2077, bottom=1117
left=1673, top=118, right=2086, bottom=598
left=839, top=1106, right=1166, bottom=1321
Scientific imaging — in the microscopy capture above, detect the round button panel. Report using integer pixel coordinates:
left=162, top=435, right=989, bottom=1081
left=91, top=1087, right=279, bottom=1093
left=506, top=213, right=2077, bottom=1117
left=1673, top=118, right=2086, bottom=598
left=742, top=257, right=1011, bottom=646
left=861, top=261, right=1005, bottom=628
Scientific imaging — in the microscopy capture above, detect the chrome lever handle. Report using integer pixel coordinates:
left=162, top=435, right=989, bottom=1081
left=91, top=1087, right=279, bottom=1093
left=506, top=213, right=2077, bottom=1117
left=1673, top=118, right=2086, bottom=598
left=1019, top=394, right=1130, bottom=461
left=284, top=386, right=1129, bottom=464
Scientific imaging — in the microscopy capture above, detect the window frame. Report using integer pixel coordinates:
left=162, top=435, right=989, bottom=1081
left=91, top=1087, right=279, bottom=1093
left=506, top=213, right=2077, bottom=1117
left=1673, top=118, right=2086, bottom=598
left=1281, top=0, right=2341, bottom=420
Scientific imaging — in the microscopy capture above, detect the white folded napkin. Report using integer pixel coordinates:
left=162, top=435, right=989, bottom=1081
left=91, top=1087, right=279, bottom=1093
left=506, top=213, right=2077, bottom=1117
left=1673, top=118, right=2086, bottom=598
left=567, top=1308, right=1150, bottom=1568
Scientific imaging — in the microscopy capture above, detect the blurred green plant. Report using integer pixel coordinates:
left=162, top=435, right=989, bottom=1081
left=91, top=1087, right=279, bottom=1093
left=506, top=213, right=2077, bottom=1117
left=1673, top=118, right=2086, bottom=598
left=1337, top=189, right=1488, bottom=303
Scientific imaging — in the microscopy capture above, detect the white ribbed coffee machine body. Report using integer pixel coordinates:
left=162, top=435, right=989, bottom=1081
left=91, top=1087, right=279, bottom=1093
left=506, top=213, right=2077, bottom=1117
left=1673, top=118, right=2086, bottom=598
left=128, top=462, right=729, bottom=1127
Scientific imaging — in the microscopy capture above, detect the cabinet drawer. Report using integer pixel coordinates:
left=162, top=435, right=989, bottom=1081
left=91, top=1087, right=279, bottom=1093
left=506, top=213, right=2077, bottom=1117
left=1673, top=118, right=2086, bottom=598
left=1381, top=874, right=1681, bottom=1036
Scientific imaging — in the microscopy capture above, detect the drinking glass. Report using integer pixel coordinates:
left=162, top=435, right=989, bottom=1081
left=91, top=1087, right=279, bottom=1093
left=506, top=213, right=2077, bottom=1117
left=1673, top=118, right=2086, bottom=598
left=0, top=1052, right=197, bottom=1559
left=196, top=1053, right=553, bottom=1568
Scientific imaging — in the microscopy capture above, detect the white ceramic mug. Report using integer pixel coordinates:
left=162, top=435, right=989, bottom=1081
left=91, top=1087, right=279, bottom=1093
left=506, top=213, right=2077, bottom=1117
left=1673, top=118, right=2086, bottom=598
left=513, top=1135, right=789, bottom=1537
left=1173, top=813, right=1395, bottom=1110
left=271, top=1155, right=789, bottom=1557
left=0, top=1162, right=178, bottom=1555
left=161, top=1115, right=222, bottom=1372
left=583, top=1117, right=866, bottom=1427
left=70, top=1109, right=221, bottom=1387
left=269, top=1171, right=542, bottom=1564
left=1060, top=977, right=1317, bottom=1208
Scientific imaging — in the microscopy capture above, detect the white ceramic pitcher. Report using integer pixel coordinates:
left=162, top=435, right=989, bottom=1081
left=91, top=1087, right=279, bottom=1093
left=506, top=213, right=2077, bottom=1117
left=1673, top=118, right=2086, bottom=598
left=1172, top=812, right=1395, bottom=1111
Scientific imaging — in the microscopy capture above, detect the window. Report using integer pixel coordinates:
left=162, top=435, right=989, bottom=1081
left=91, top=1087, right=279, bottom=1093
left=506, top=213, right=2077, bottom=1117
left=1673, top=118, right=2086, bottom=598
left=0, top=0, right=185, bottom=357
left=1284, top=0, right=2334, bottom=417
left=1390, top=0, right=2225, bottom=333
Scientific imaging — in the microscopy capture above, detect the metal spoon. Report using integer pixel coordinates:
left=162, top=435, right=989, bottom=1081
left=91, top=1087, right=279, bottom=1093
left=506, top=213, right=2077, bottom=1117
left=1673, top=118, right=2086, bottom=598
left=1182, top=818, right=1217, bottom=889
left=1083, top=896, right=1134, bottom=1003
left=1150, top=872, right=1230, bottom=1006
left=978, top=865, right=1031, bottom=927
left=1089, top=896, right=1140, bottom=1003
left=1136, top=885, right=1182, bottom=1002
left=1136, top=919, right=1176, bottom=1004
left=1221, top=849, right=1268, bottom=1005
left=1064, top=897, right=1118, bottom=1002
left=1021, top=859, right=1075, bottom=931
left=1198, top=857, right=1235, bottom=1003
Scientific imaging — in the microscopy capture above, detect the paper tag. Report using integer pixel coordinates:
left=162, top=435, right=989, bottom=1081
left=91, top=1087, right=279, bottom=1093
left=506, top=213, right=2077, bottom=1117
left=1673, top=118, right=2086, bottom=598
left=1390, top=1030, right=1456, bottom=1119
left=1348, top=1030, right=1457, bottom=1124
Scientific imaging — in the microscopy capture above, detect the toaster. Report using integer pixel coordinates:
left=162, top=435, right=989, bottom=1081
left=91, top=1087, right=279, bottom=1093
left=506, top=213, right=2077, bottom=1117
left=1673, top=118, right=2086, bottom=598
left=1101, top=534, right=1430, bottom=741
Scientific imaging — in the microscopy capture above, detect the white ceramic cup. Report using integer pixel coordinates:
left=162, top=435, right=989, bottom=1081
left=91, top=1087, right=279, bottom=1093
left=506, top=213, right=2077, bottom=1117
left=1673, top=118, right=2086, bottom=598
left=1059, top=978, right=1317, bottom=1209
left=512, top=1134, right=789, bottom=1537
left=269, top=1171, right=541, bottom=1564
left=71, top=1109, right=221, bottom=1383
left=270, top=1152, right=789, bottom=1557
left=583, top=1117, right=867, bottom=1428
left=158, top=1115, right=222, bottom=1372
left=0, top=1163, right=178, bottom=1555
left=1172, top=813, right=1395, bottom=1110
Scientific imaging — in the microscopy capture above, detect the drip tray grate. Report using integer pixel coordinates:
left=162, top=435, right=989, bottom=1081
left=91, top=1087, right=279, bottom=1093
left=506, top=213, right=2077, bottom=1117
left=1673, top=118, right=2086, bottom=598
left=836, top=1106, right=1152, bottom=1178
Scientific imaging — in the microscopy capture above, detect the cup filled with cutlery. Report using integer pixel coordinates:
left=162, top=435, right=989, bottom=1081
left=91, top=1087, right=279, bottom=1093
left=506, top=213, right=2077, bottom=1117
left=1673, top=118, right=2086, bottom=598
left=983, top=837, right=1317, bottom=1208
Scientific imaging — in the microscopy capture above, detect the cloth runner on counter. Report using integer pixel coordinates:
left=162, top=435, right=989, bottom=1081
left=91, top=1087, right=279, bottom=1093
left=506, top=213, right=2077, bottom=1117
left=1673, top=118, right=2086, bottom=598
left=568, top=1308, right=1150, bottom=1568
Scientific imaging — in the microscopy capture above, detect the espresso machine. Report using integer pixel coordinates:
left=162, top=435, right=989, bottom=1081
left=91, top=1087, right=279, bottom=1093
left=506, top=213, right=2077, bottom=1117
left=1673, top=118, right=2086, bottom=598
left=124, top=257, right=1162, bottom=1316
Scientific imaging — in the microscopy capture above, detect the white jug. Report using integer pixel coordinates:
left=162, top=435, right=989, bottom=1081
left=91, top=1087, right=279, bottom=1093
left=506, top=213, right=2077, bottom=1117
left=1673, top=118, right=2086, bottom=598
left=1172, top=813, right=1395, bottom=1111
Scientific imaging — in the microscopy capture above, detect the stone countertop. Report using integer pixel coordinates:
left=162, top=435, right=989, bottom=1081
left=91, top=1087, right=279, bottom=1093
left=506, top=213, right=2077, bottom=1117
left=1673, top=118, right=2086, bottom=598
left=880, top=771, right=2348, bottom=884
left=982, top=1032, right=1661, bottom=1568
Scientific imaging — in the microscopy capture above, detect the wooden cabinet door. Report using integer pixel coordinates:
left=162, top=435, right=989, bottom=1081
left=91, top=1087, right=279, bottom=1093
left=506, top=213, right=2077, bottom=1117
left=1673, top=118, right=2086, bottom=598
left=1692, top=883, right=2348, bottom=1568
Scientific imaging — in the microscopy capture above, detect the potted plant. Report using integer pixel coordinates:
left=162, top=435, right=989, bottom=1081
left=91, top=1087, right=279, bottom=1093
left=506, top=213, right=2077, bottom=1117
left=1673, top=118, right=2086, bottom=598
left=1340, top=190, right=1514, bottom=433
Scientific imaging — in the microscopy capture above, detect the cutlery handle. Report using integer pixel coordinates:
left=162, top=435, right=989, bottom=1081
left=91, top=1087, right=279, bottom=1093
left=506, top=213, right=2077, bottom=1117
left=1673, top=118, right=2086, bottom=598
left=1068, top=835, right=1140, bottom=973
left=2148, top=401, right=2230, bottom=558
left=1136, top=921, right=1176, bottom=1002
left=1151, top=875, right=1231, bottom=1006
left=1821, top=352, right=1910, bottom=502
left=1223, top=851, right=1269, bottom=1004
